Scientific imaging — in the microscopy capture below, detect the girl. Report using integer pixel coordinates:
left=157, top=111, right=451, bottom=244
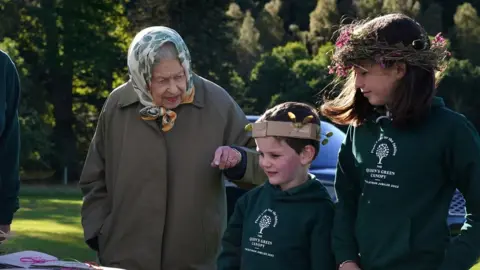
left=321, top=13, right=480, bottom=270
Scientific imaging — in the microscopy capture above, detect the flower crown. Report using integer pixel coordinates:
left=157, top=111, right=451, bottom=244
left=328, top=24, right=451, bottom=77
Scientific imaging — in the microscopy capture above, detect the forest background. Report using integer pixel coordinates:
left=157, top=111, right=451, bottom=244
left=1, top=0, right=480, bottom=183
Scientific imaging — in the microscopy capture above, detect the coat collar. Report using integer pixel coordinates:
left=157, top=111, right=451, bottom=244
left=118, top=74, right=205, bottom=109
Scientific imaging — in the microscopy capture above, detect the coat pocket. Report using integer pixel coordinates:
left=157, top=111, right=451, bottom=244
left=98, top=214, right=113, bottom=255
left=355, top=215, right=411, bottom=269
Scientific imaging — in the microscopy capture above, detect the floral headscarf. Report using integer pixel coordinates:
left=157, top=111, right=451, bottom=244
left=127, top=26, right=195, bottom=132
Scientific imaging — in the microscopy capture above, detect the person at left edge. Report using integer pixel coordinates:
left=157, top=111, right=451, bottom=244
left=79, top=26, right=265, bottom=270
left=0, top=50, right=21, bottom=243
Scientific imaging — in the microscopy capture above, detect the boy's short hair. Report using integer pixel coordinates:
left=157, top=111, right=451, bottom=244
left=256, top=102, right=320, bottom=160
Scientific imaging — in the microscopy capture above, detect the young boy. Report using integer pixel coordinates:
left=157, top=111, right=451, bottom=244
left=217, top=102, right=335, bottom=270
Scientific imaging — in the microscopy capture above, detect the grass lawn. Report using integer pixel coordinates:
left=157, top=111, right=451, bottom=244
left=1, top=185, right=479, bottom=269
left=0, top=185, right=96, bottom=262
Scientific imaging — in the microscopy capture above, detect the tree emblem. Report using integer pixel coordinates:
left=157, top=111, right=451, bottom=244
left=375, top=143, right=389, bottom=164
left=258, top=215, right=272, bottom=234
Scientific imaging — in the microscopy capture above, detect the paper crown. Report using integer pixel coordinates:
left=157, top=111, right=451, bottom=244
left=245, top=112, right=333, bottom=145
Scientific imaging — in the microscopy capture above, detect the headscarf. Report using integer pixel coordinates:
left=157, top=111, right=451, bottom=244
left=127, top=26, right=195, bottom=132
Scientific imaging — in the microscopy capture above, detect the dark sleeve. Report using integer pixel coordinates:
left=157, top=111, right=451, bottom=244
left=310, top=201, right=335, bottom=270
left=0, top=52, right=21, bottom=225
left=332, top=126, right=361, bottom=266
left=224, top=98, right=265, bottom=185
left=223, top=146, right=247, bottom=180
left=217, top=194, right=247, bottom=270
left=438, top=116, right=480, bottom=270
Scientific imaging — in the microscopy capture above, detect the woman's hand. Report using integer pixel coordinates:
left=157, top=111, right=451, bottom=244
left=211, top=146, right=242, bottom=169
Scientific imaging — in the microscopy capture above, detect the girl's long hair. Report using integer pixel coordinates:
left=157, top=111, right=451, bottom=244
left=321, top=13, right=439, bottom=128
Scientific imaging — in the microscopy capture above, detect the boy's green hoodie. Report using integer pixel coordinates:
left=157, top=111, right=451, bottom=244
left=217, top=175, right=335, bottom=270
left=0, top=50, right=20, bottom=225
left=333, top=97, right=480, bottom=270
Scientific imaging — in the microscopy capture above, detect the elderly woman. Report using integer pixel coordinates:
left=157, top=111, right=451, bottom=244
left=79, top=26, right=264, bottom=270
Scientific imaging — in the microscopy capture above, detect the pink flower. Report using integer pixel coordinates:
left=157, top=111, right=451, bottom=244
left=433, top=32, right=446, bottom=47
left=328, top=63, right=351, bottom=77
left=374, top=55, right=385, bottom=68
left=328, top=65, right=335, bottom=74
left=335, top=30, right=351, bottom=48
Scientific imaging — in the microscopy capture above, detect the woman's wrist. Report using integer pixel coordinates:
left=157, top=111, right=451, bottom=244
left=231, top=147, right=242, bottom=162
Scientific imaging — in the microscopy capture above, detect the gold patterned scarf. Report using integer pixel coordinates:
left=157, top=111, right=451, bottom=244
left=127, top=26, right=195, bottom=132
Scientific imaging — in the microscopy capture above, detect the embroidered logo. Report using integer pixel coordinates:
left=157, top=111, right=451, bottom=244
left=371, top=134, right=397, bottom=167
left=245, top=208, right=278, bottom=258
left=364, top=133, right=400, bottom=189
left=375, top=143, right=389, bottom=164
left=255, top=209, right=278, bottom=235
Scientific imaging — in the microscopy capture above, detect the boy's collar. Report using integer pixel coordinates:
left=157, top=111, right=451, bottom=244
left=267, top=174, right=315, bottom=195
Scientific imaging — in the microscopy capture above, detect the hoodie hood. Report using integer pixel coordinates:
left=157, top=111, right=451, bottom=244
left=431, top=96, right=445, bottom=108
left=372, top=96, right=445, bottom=124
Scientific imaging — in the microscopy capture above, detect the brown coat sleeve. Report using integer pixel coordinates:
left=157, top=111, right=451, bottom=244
left=78, top=100, right=110, bottom=251
left=225, top=100, right=266, bottom=188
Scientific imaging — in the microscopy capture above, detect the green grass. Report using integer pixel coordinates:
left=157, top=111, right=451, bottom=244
left=0, top=185, right=96, bottom=262
left=1, top=185, right=480, bottom=269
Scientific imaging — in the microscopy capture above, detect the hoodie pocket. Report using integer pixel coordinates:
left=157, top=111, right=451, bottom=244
left=355, top=215, right=411, bottom=269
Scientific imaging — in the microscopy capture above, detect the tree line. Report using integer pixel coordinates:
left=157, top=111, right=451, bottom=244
left=1, top=0, right=480, bottom=182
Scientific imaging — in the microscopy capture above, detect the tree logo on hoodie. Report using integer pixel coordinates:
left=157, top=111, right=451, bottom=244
left=365, top=134, right=399, bottom=188
left=255, top=208, right=278, bottom=234
left=376, top=143, right=389, bottom=164
left=258, top=216, right=271, bottom=234
left=371, top=134, right=397, bottom=167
